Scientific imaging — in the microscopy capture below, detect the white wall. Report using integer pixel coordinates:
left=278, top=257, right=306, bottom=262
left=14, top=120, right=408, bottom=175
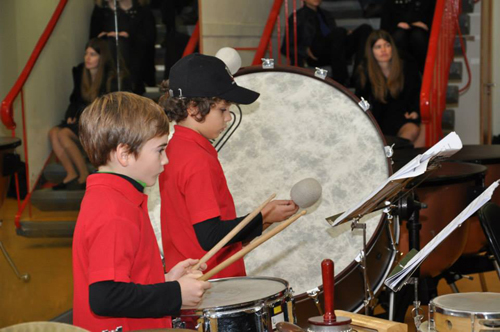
left=0, top=0, right=94, bottom=189
left=451, top=2, right=481, bottom=144
left=492, top=1, right=500, bottom=137
left=200, top=0, right=280, bottom=65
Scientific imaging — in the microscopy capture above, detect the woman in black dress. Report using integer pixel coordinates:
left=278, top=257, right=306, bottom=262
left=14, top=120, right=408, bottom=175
left=354, top=30, right=422, bottom=145
left=48, top=38, right=131, bottom=190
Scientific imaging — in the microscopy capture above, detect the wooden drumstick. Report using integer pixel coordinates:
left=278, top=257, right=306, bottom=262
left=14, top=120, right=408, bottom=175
left=192, top=193, right=277, bottom=271
left=199, top=210, right=307, bottom=281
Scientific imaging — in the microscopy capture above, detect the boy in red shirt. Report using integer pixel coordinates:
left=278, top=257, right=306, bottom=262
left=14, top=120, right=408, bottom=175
left=158, top=54, right=299, bottom=279
left=73, top=92, right=211, bottom=332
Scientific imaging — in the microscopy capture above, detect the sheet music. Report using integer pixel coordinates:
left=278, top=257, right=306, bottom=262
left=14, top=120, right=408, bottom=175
left=385, top=180, right=499, bottom=292
left=328, top=132, right=463, bottom=226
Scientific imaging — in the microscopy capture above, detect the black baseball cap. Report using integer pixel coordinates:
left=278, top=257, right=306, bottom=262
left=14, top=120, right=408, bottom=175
left=168, top=53, right=260, bottom=105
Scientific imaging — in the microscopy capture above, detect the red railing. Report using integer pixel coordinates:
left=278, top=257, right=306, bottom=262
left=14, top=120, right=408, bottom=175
left=0, top=0, right=68, bottom=227
left=182, top=21, right=200, bottom=57
left=420, top=0, right=461, bottom=146
left=252, top=0, right=300, bottom=65
left=182, top=1, right=301, bottom=65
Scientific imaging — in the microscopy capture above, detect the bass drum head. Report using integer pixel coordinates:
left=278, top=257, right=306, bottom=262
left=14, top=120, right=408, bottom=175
left=217, top=66, right=392, bottom=311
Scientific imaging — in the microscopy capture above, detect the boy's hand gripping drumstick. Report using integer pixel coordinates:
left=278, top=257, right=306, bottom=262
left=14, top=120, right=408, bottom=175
left=199, top=210, right=307, bottom=281
left=192, top=193, right=277, bottom=271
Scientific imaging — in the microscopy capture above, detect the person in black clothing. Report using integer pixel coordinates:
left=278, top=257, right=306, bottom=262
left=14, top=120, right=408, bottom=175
left=90, top=0, right=156, bottom=94
left=281, top=0, right=372, bottom=86
left=354, top=30, right=422, bottom=145
left=381, top=0, right=436, bottom=71
left=48, top=38, right=132, bottom=190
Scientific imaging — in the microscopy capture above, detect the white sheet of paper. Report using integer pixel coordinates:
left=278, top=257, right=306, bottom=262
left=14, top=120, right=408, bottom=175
left=330, top=132, right=463, bottom=226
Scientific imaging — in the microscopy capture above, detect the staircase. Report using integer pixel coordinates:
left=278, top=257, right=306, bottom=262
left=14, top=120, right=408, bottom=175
left=444, top=0, right=480, bottom=142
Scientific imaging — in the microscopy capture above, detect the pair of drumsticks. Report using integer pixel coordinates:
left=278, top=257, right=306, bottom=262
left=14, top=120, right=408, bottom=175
left=192, top=193, right=307, bottom=281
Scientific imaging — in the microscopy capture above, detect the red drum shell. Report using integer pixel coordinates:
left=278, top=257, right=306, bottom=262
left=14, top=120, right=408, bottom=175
left=399, top=161, right=487, bottom=277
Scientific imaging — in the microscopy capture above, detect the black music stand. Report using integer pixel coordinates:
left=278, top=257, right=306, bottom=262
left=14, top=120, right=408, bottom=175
left=326, top=132, right=463, bottom=317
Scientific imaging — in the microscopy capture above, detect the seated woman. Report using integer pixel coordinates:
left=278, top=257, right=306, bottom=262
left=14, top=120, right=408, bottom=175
left=381, top=0, right=436, bottom=72
left=354, top=30, right=422, bottom=146
left=49, top=38, right=131, bottom=190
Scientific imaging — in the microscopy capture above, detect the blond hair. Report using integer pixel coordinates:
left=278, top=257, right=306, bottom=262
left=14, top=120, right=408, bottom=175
left=79, top=92, right=169, bottom=167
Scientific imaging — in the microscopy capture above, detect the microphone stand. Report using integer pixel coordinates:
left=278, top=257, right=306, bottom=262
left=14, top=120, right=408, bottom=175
left=113, top=0, right=122, bottom=91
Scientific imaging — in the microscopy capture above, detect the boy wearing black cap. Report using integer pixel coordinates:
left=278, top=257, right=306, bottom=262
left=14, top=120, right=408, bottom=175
left=158, top=54, right=298, bottom=279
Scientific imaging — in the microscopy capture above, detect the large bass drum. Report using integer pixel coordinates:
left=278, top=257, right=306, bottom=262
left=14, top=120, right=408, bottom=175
left=216, top=65, right=398, bottom=322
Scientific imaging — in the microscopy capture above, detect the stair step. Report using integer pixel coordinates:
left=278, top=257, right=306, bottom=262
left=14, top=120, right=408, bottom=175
left=449, top=61, right=463, bottom=81
left=143, top=87, right=163, bottom=101
left=442, top=109, right=455, bottom=130
left=462, top=0, right=475, bottom=14
left=17, top=221, right=75, bottom=238
left=459, top=13, right=470, bottom=35
left=321, top=0, right=363, bottom=19
left=336, top=17, right=381, bottom=30
left=43, top=163, right=95, bottom=185
left=454, top=36, right=467, bottom=56
left=446, top=85, right=459, bottom=105
left=31, top=189, right=84, bottom=211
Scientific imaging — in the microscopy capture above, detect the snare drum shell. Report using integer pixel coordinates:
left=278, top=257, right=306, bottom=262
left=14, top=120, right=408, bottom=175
left=430, top=293, right=500, bottom=332
left=179, top=277, right=295, bottom=332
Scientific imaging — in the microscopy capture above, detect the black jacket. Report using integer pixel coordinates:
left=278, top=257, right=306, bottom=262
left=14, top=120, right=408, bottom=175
left=381, top=0, right=436, bottom=33
left=280, top=5, right=337, bottom=66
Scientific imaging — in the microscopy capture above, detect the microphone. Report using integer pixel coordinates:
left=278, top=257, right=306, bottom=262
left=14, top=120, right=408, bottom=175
left=290, top=178, right=322, bottom=209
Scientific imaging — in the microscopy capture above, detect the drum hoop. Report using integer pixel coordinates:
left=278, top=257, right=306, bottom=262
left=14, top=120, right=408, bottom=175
left=434, top=306, right=500, bottom=319
left=235, top=65, right=394, bottom=292
left=236, top=65, right=386, bottom=142
left=414, top=162, right=487, bottom=188
left=183, top=277, right=290, bottom=313
left=432, top=293, right=500, bottom=319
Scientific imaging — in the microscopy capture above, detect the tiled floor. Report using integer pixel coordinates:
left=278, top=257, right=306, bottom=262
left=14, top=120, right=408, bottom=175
left=1, top=197, right=499, bottom=330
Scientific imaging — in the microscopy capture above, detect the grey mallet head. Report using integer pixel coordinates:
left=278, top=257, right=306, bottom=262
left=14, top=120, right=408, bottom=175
left=290, top=178, right=322, bottom=209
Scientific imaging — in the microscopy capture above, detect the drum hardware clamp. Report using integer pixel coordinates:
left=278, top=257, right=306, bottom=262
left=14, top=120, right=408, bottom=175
left=307, top=287, right=324, bottom=315
left=384, top=144, right=395, bottom=159
left=314, top=67, right=328, bottom=80
left=408, top=277, right=425, bottom=332
left=358, top=97, right=370, bottom=112
left=261, top=58, right=275, bottom=69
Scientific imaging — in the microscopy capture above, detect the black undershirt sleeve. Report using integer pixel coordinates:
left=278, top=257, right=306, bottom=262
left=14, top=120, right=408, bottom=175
left=89, top=280, right=181, bottom=318
left=193, top=213, right=263, bottom=251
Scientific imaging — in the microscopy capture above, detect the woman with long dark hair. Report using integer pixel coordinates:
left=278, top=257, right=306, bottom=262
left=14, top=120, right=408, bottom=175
left=354, top=30, right=422, bottom=145
left=49, top=38, right=131, bottom=190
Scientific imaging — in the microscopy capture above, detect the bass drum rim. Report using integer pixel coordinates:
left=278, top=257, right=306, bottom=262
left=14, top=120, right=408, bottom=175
left=233, top=65, right=397, bottom=313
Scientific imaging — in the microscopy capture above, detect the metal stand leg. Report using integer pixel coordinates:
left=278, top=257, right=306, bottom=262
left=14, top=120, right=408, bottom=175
left=352, top=218, right=375, bottom=315
left=493, top=259, right=500, bottom=279
left=389, top=290, right=395, bottom=321
left=449, top=282, right=460, bottom=293
left=478, top=273, right=488, bottom=292
left=0, top=241, right=30, bottom=282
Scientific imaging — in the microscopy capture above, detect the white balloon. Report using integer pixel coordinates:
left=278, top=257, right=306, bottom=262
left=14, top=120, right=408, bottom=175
left=215, top=47, right=242, bottom=75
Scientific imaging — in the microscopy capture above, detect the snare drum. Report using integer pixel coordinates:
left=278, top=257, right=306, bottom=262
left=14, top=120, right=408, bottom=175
left=179, top=277, right=294, bottom=332
left=428, top=292, right=500, bottom=332
left=217, top=66, right=397, bottom=320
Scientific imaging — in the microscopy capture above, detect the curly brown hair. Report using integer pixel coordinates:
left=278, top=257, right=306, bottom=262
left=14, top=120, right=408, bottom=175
left=158, top=80, right=225, bottom=122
